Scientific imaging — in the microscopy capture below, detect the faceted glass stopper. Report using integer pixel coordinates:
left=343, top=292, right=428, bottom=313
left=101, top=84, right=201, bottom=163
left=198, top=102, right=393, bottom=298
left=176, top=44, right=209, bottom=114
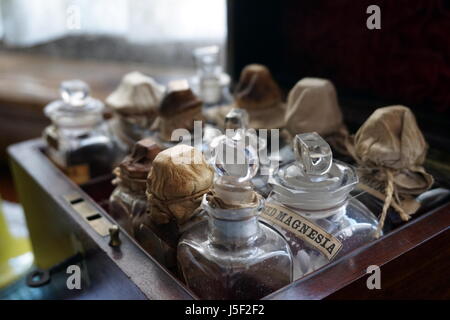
left=294, top=132, right=333, bottom=176
left=225, top=108, right=249, bottom=130
left=60, top=80, right=90, bottom=107
left=208, top=134, right=259, bottom=184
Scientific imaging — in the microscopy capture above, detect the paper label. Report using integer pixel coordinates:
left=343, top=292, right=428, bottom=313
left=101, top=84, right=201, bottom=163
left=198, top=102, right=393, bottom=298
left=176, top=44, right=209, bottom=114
left=261, top=203, right=343, bottom=260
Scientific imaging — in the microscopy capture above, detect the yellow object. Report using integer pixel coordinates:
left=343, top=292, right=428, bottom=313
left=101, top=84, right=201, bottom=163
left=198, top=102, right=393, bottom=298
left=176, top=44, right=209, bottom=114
left=0, top=196, right=34, bottom=288
left=10, top=160, right=76, bottom=269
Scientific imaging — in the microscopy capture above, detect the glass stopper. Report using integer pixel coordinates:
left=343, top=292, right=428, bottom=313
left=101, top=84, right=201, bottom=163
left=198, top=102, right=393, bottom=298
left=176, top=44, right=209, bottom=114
left=60, top=80, right=90, bottom=107
left=208, top=136, right=259, bottom=183
left=224, top=108, right=249, bottom=131
left=193, top=46, right=220, bottom=72
left=293, top=132, right=333, bottom=176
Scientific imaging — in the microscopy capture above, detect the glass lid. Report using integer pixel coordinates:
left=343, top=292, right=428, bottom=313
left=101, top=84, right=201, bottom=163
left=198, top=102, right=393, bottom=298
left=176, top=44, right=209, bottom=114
left=44, top=80, right=104, bottom=122
left=269, top=132, right=358, bottom=209
left=205, top=111, right=260, bottom=206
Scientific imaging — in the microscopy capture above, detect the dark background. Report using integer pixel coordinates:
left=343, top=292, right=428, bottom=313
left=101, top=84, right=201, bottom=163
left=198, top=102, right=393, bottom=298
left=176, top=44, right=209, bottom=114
left=227, top=0, right=450, bottom=149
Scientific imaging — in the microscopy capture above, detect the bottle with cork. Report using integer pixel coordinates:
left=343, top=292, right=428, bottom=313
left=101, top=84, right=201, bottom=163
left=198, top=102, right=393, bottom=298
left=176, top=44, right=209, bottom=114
left=135, top=144, right=214, bottom=271
left=109, top=138, right=162, bottom=236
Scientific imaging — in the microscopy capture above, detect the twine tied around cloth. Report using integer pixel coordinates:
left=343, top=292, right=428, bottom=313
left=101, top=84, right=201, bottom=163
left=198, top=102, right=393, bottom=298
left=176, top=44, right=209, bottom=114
left=346, top=106, right=434, bottom=238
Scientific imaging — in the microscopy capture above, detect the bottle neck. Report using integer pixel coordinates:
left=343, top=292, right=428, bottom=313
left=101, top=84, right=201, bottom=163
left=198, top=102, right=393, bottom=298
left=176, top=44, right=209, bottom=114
left=203, top=191, right=263, bottom=249
left=208, top=212, right=260, bottom=249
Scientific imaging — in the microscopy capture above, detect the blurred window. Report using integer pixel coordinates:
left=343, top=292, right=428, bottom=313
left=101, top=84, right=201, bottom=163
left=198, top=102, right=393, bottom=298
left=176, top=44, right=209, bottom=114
left=0, top=0, right=226, bottom=46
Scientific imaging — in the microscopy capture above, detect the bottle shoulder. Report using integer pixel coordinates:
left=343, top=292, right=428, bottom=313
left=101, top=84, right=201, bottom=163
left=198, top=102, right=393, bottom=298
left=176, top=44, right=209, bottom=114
left=178, top=221, right=292, bottom=266
left=264, top=197, right=378, bottom=235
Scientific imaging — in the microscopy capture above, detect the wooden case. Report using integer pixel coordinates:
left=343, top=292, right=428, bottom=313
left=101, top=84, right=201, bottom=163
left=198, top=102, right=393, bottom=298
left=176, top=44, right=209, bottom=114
left=8, top=139, right=450, bottom=299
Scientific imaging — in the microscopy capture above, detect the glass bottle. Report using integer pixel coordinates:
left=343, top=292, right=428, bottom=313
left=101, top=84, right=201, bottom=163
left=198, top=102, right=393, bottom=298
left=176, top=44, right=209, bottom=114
left=109, top=138, right=162, bottom=236
left=178, top=131, right=293, bottom=300
left=263, top=132, right=379, bottom=280
left=44, top=80, right=121, bottom=184
left=190, top=46, right=232, bottom=108
left=135, top=145, right=214, bottom=271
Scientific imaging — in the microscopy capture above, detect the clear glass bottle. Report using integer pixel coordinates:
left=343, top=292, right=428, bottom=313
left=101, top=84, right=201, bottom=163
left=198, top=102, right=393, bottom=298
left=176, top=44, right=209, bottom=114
left=135, top=145, right=213, bottom=271
left=109, top=138, right=162, bottom=236
left=44, top=80, right=121, bottom=184
left=190, top=46, right=232, bottom=108
left=178, top=131, right=293, bottom=300
left=263, top=132, right=379, bottom=280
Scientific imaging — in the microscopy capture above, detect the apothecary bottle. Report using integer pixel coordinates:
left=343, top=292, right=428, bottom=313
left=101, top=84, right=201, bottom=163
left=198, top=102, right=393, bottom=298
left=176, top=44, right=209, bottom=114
left=190, top=46, right=232, bottom=108
left=43, top=80, right=121, bottom=184
left=263, top=132, right=379, bottom=280
left=135, top=144, right=214, bottom=271
left=109, top=138, right=162, bottom=236
left=178, top=131, right=293, bottom=299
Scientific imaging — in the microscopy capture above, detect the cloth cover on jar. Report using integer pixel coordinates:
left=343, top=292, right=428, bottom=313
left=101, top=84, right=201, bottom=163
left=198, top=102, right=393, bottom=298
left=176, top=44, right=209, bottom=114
left=284, top=78, right=349, bottom=155
left=146, top=144, right=214, bottom=226
left=111, top=138, right=162, bottom=235
left=206, top=64, right=286, bottom=130
left=346, top=105, right=434, bottom=236
left=155, top=80, right=204, bottom=142
left=106, top=71, right=165, bottom=147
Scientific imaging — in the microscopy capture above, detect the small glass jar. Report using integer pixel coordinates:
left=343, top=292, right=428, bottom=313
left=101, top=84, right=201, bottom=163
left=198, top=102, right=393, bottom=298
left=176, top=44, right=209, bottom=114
left=263, top=132, right=379, bottom=280
left=134, top=145, right=214, bottom=271
left=44, top=80, right=121, bottom=184
left=178, top=130, right=293, bottom=300
left=190, top=46, right=232, bottom=108
left=109, top=138, right=161, bottom=236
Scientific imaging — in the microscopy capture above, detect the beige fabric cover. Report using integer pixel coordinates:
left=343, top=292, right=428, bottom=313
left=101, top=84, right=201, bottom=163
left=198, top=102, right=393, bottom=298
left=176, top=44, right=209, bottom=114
left=285, top=78, right=349, bottom=153
left=146, top=145, right=214, bottom=225
left=106, top=71, right=164, bottom=128
left=348, top=105, right=434, bottom=235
